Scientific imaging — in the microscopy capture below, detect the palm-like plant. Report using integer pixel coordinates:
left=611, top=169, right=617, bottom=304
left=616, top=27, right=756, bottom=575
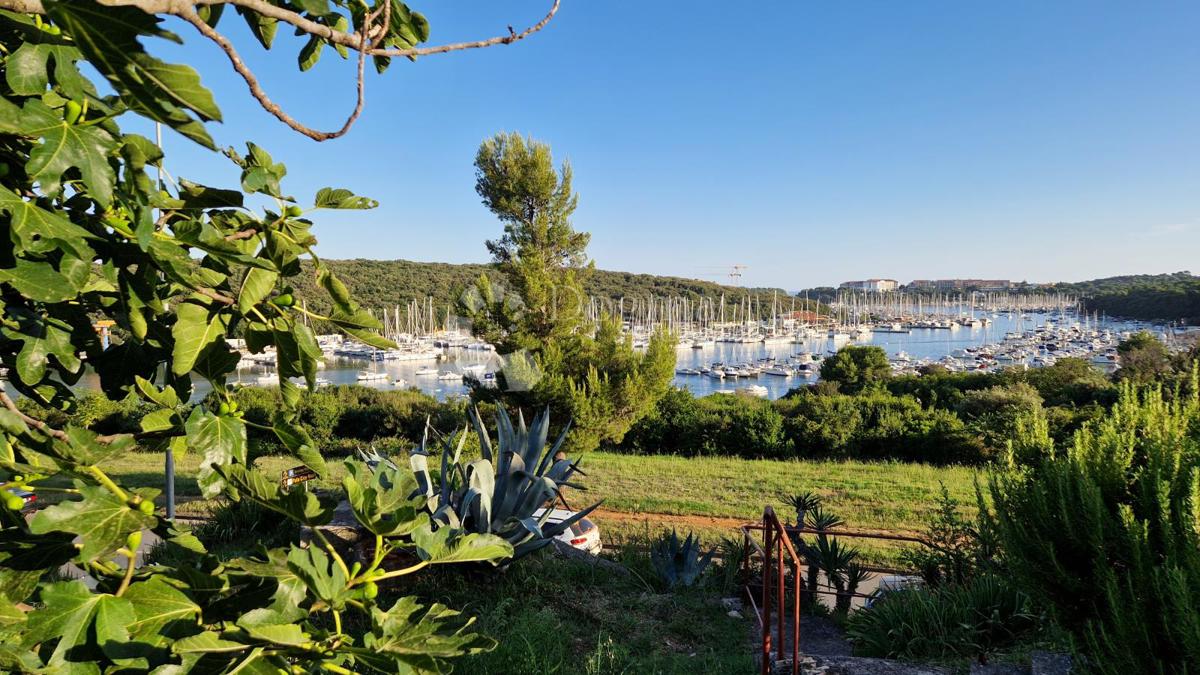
left=782, top=491, right=821, bottom=526
left=839, top=562, right=874, bottom=616
left=362, top=406, right=601, bottom=559
left=813, top=534, right=857, bottom=587
left=805, top=505, right=845, bottom=532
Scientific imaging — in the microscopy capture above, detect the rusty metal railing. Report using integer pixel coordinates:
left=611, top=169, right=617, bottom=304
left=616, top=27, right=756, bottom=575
left=741, top=506, right=802, bottom=675
left=740, top=509, right=934, bottom=673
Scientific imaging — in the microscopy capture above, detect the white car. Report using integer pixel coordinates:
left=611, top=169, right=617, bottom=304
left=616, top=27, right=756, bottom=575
left=864, top=574, right=923, bottom=608
left=535, top=508, right=602, bottom=555
left=4, top=487, right=35, bottom=513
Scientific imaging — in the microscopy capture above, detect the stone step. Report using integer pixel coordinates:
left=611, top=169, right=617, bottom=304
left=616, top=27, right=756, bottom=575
left=773, top=655, right=950, bottom=675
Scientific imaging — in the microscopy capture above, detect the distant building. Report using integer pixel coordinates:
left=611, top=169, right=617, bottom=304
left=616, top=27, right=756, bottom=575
left=907, top=279, right=1012, bottom=292
left=839, top=279, right=899, bottom=292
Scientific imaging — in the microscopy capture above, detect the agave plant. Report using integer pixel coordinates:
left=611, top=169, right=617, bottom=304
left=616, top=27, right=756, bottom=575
left=363, top=405, right=600, bottom=559
left=651, top=529, right=716, bottom=589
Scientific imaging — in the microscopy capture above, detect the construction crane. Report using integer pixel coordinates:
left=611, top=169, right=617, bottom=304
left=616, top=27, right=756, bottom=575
left=697, top=265, right=749, bottom=286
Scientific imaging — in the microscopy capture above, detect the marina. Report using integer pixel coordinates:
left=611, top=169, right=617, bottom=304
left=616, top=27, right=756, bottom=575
left=209, top=309, right=1161, bottom=401
left=21, top=306, right=1169, bottom=404
left=668, top=310, right=1152, bottom=399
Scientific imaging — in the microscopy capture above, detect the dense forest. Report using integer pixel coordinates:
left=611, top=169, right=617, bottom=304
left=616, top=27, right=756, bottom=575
left=282, top=262, right=1199, bottom=327
left=1050, top=272, right=1200, bottom=323
left=285, top=258, right=806, bottom=325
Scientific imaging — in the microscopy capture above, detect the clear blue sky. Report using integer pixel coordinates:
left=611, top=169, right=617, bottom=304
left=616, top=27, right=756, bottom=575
left=143, top=0, right=1200, bottom=290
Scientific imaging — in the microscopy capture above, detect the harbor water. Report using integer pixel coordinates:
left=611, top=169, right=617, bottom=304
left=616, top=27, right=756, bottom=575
left=9, top=312, right=1150, bottom=403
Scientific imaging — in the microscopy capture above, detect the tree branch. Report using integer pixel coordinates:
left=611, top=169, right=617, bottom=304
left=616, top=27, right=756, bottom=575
left=178, top=0, right=561, bottom=59
left=0, top=0, right=562, bottom=140
left=1, top=390, right=178, bottom=445
left=0, top=391, right=69, bottom=442
left=180, top=7, right=367, bottom=142
left=371, top=0, right=560, bottom=58
left=193, top=284, right=236, bottom=306
left=2, top=0, right=560, bottom=59
left=224, top=227, right=259, bottom=241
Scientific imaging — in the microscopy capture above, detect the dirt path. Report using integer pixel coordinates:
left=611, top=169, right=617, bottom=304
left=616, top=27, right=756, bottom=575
left=591, top=508, right=752, bottom=531
left=591, top=508, right=924, bottom=540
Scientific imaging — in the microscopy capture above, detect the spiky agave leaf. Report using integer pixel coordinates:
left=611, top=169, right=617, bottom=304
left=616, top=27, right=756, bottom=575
left=367, top=404, right=599, bottom=562
left=650, top=528, right=715, bottom=588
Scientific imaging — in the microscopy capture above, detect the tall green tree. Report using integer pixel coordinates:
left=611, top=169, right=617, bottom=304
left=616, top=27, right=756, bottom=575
left=819, top=345, right=892, bottom=393
left=464, top=132, right=674, bottom=451
left=0, top=1, right=560, bottom=672
left=470, top=132, right=590, bottom=353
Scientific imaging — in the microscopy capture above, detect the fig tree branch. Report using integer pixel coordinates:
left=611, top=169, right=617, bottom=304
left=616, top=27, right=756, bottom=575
left=179, top=5, right=368, bottom=141
left=0, top=0, right=561, bottom=60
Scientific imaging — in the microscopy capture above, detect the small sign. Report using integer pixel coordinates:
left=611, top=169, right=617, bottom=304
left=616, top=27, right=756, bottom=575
left=281, top=465, right=317, bottom=489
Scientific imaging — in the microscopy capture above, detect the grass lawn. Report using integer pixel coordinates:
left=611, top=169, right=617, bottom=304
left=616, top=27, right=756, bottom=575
left=584, top=453, right=981, bottom=529
left=582, top=453, right=984, bottom=564
left=87, top=449, right=985, bottom=564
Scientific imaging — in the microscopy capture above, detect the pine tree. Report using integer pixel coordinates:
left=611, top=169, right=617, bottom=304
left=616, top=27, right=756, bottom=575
left=464, top=133, right=675, bottom=451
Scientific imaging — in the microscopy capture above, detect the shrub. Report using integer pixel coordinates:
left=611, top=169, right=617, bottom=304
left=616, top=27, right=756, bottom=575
left=15, top=392, right=154, bottom=437
left=900, top=483, right=997, bottom=587
left=957, top=383, right=1045, bottom=454
left=1010, top=357, right=1116, bottom=408
left=703, top=394, right=786, bottom=458
left=333, top=386, right=460, bottom=441
left=226, top=385, right=466, bottom=450
left=987, top=377, right=1200, bottom=672
left=783, top=389, right=986, bottom=464
left=618, top=387, right=704, bottom=455
left=619, top=388, right=786, bottom=458
left=1114, top=331, right=1173, bottom=385
left=145, top=499, right=301, bottom=565
left=887, top=370, right=1002, bottom=409
left=847, top=575, right=1038, bottom=660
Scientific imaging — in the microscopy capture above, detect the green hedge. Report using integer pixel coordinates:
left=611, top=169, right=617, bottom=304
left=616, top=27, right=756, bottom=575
left=618, top=387, right=985, bottom=464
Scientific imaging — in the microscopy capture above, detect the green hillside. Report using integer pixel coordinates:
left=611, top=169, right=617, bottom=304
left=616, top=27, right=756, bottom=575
left=289, top=258, right=811, bottom=322
left=1050, top=272, right=1200, bottom=323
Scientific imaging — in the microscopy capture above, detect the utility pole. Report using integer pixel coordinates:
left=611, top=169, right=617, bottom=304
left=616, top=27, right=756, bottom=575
left=155, top=122, right=175, bottom=523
